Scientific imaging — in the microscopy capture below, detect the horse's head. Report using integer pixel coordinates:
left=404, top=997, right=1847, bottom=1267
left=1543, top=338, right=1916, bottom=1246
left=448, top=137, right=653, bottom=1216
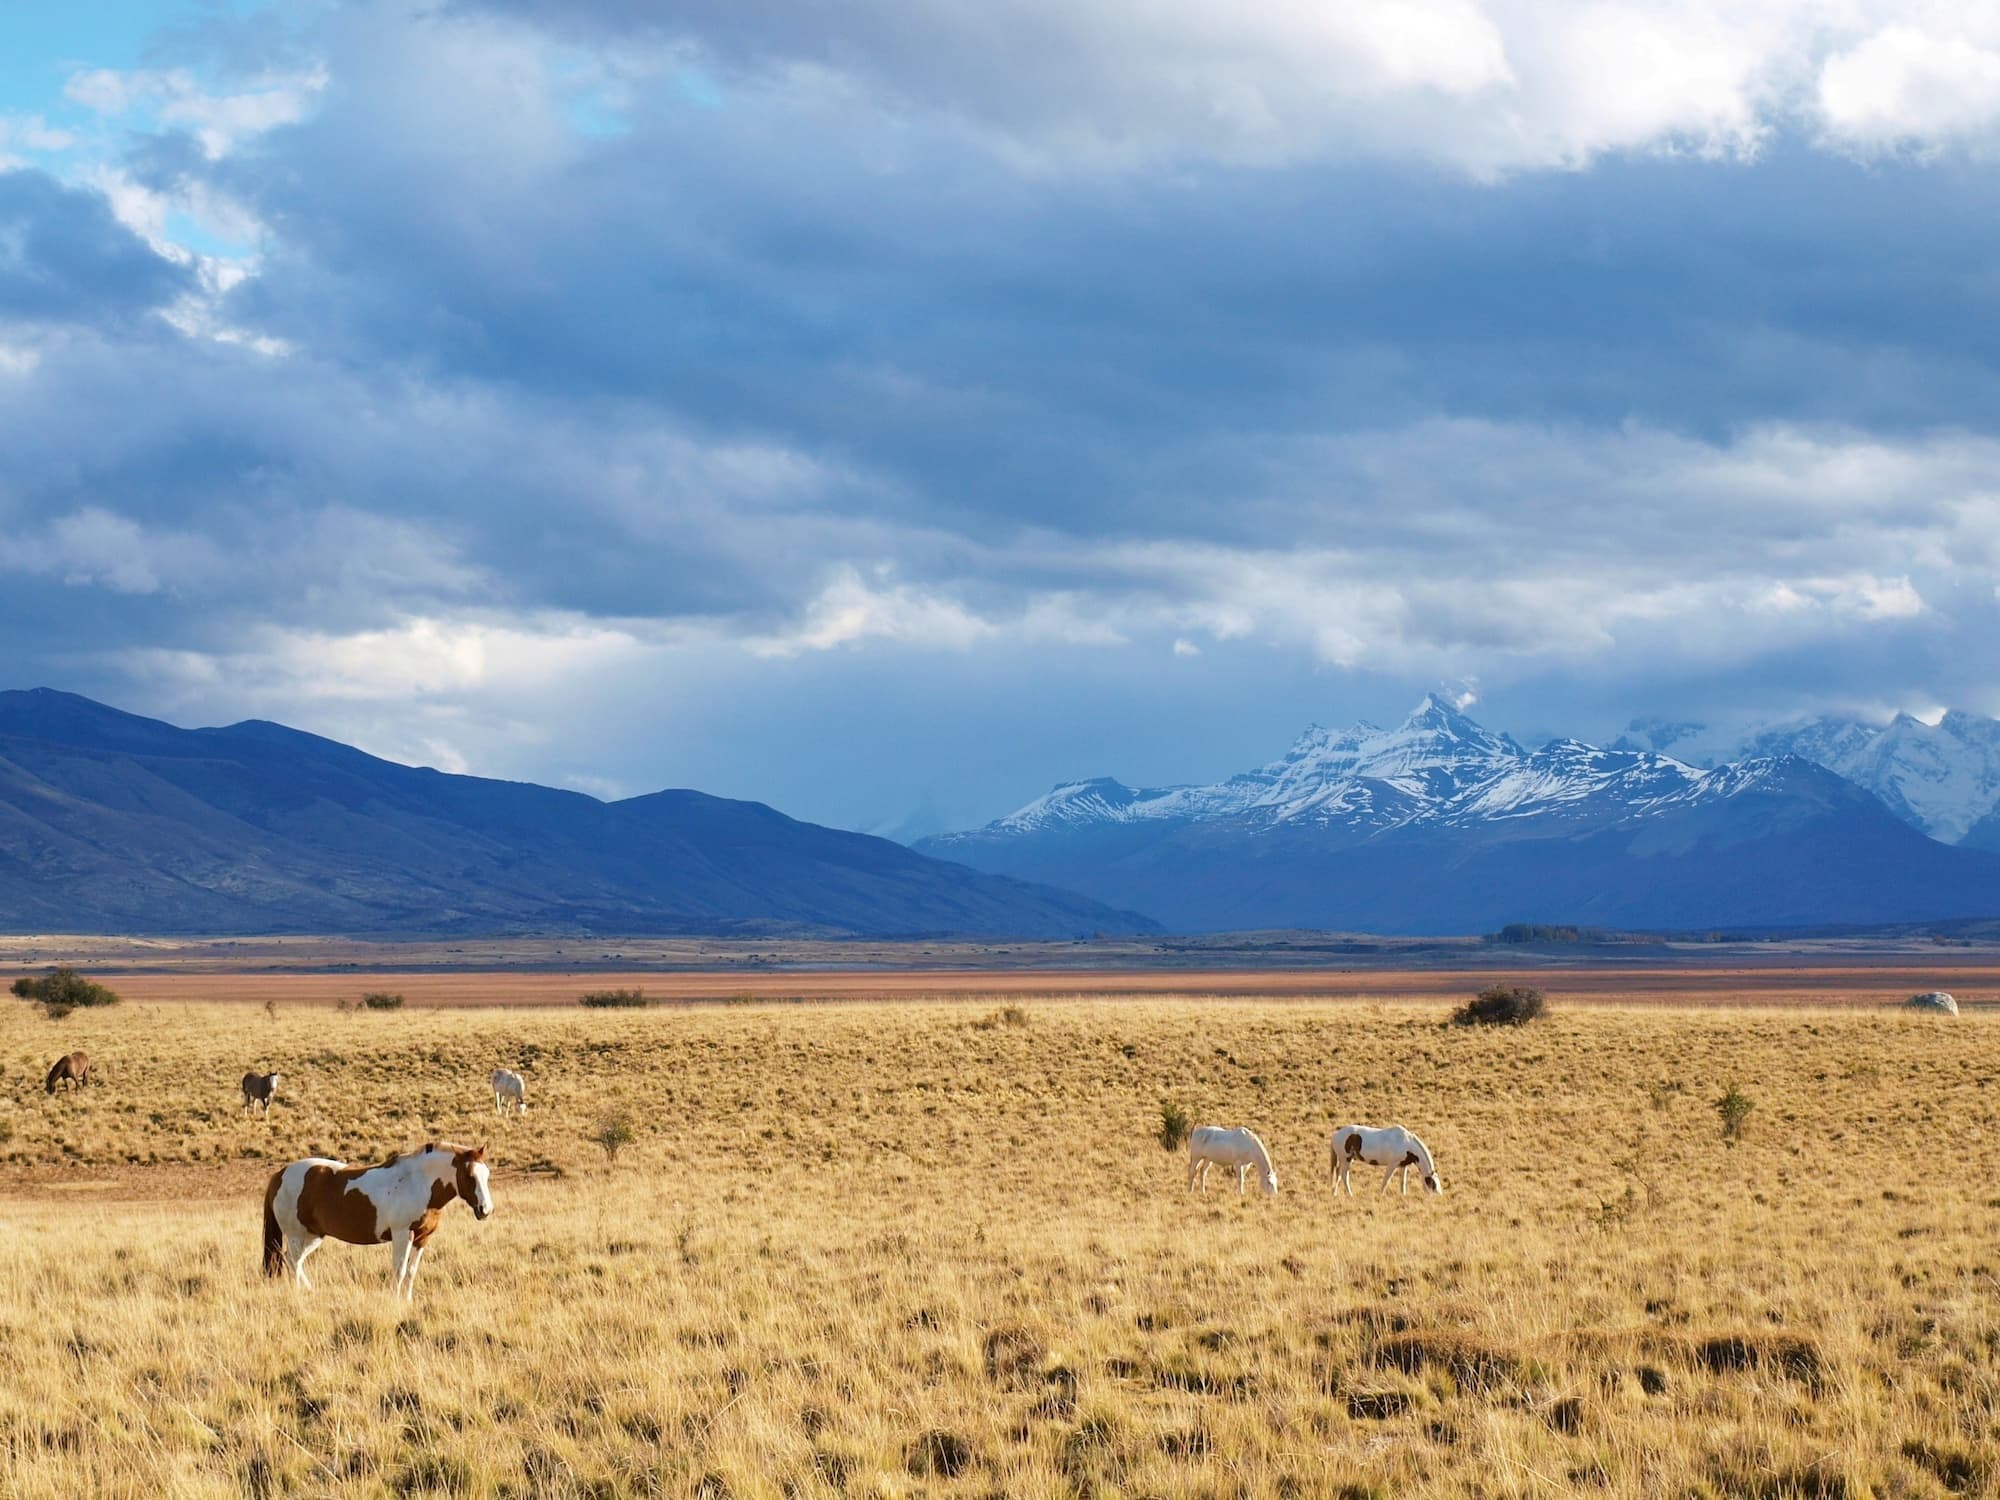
left=453, top=1146, right=494, bottom=1220
left=1262, top=1169, right=1279, bottom=1196
left=1423, top=1171, right=1443, bottom=1195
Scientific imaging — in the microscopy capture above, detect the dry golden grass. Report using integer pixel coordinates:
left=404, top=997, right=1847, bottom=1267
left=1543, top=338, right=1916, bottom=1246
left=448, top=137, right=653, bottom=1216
left=2, top=994, right=1998, bottom=1497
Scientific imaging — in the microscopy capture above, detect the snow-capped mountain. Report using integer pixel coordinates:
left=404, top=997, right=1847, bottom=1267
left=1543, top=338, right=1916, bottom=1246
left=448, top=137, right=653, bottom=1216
left=918, top=696, right=2000, bottom=934
left=995, top=697, right=1525, bottom=836
left=973, top=695, right=1795, bottom=841
left=1740, top=710, right=2000, bottom=846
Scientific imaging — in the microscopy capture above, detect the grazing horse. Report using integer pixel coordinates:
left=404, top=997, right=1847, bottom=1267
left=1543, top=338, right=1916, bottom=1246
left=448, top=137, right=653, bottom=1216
left=44, top=1052, right=92, bottom=1094
left=490, top=1068, right=527, bottom=1116
left=1331, top=1124, right=1443, bottom=1196
left=262, top=1143, right=493, bottom=1299
left=1187, top=1124, right=1279, bottom=1196
left=241, top=1071, right=282, bottom=1113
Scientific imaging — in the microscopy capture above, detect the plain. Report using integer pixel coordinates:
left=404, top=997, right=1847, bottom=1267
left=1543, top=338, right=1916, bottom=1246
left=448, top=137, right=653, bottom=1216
left=0, top=993, right=1994, bottom=1498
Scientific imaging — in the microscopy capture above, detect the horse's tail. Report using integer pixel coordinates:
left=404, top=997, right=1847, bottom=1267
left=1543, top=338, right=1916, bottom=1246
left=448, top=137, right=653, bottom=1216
left=261, top=1171, right=287, bottom=1277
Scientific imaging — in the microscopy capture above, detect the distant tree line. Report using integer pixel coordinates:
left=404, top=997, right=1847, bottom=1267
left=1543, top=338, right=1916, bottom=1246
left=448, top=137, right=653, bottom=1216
left=1489, top=923, right=1584, bottom=944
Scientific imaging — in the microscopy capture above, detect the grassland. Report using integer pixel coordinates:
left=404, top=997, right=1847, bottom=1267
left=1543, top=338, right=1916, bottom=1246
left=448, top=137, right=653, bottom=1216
left=1, top=992, right=1996, bottom=1497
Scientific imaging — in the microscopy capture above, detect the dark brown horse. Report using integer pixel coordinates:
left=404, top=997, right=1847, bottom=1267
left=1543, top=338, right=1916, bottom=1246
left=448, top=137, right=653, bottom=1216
left=45, top=1052, right=92, bottom=1093
left=241, top=1071, right=282, bottom=1112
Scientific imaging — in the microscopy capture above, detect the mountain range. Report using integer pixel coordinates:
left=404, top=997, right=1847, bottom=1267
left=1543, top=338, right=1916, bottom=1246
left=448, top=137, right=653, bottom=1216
left=1738, top=712, right=2000, bottom=849
left=0, top=689, right=1150, bottom=938
left=917, top=696, right=2000, bottom=934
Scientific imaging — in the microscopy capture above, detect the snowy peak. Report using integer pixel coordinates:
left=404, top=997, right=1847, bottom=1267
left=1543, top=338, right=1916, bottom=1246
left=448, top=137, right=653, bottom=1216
left=1741, top=709, right=2000, bottom=843
left=995, top=776, right=1154, bottom=832
left=942, top=700, right=1777, bottom=846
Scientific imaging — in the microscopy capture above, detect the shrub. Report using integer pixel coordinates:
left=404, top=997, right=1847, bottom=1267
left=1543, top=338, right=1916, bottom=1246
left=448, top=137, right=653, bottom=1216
left=1157, top=1099, right=1192, bottom=1153
left=1452, top=984, right=1546, bottom=1027
left=579, top=988, right=649, bottom=1009
left=13, top=968, right=121, bottom=1018
left=1714, top=1084, right=1753, bottom=1145
left=361, top=992, right=405, bottom=1011
left=591, top=1112, right=637, bottom=1163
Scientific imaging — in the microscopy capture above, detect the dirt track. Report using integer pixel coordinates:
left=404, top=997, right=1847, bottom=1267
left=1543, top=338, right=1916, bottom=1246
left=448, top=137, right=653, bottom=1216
left=74, top=963, right=2000, bottom=1007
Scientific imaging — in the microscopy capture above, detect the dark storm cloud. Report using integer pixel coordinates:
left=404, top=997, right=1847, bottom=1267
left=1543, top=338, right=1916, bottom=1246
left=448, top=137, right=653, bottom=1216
left=0, top=169, right=191, bottom=325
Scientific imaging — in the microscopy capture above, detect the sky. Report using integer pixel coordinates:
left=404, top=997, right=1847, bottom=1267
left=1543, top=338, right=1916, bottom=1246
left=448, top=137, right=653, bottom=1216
left=3, top=0, right=2000, bottom=838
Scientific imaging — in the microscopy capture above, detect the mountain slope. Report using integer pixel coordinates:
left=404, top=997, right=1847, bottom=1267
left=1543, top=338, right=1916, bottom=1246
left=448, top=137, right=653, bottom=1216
left=0, top=689, right=1153, bottom=937
left=1741, top=710, right=2000, bottom=844
left=919, top=697, right=2000, bottom=933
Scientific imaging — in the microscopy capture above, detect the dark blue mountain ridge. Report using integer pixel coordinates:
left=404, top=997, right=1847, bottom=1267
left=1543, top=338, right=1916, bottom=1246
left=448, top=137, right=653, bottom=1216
left=917, top=696, right=2000, bottom=934
left=0, top=688, right=1154, bottom=937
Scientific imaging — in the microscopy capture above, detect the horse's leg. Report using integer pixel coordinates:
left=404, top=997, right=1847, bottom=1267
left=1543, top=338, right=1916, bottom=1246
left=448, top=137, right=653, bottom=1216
left=389, top=1228, right=413, bottom=1298
left=1379, top=1164, right=1396, bottom=1194
left=1235, top=1163, right=1247, bottom=1195
left=405, top=1244, right=427, bottom=1298
left=1400, top=1165, right=1410, bottom=1196
left=290, top=1235, right=322, bottom=1290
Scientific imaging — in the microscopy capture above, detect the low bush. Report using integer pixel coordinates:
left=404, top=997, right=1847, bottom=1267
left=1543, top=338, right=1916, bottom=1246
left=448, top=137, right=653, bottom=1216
left=579, top=988, right=649, bottom=1009
left=1451, top=984, right=1546, bottom=1027
left=591, top=1112, right=637, bottom=1162
left=1157, top=1099, right=1192, bottom=1152
left=1714, top=1084, right=1753, bottom=1145
left=12, top=968, right=122, bottom=1019
left=361, top=992, right=405, bottom=1011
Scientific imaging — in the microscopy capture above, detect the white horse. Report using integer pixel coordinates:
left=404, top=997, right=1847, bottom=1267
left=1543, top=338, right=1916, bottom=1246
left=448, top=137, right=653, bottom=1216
left=490, top=1068, right=527, bottom=1115
left=1331, top=1124, right=1443, bottom=1196
left=1187, top=1124, right=1279, bottom=1196
left=262, top=1143, right=493, bottom=1299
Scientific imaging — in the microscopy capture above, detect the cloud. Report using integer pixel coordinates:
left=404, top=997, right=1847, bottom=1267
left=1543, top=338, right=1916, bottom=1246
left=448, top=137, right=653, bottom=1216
left=0, top=507, right=223, bottom=595
left=0, top=169, right=193, bottom=326
left=1819, top=25, right=2000, bottom=151
left=454, top=0, right=2000, bottom=173
left=125, top=615, right=652, bottom=701
left=65, top=65, right=327, bottom=160
left=0, top=116, right=76, bottom=168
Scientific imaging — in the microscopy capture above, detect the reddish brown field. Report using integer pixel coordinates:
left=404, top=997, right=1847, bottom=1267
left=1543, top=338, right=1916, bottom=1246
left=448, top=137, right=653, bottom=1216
left=58, top=961, right=2000, bottom=1007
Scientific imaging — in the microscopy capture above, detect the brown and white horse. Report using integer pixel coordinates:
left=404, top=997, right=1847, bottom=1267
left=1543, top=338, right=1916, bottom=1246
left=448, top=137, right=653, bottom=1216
left=45, top=1052, right=92, bottom=1093
left=262, top=1143, right=493, bottom=1299
left=1331, top=1124, right=1443, bottom=1196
